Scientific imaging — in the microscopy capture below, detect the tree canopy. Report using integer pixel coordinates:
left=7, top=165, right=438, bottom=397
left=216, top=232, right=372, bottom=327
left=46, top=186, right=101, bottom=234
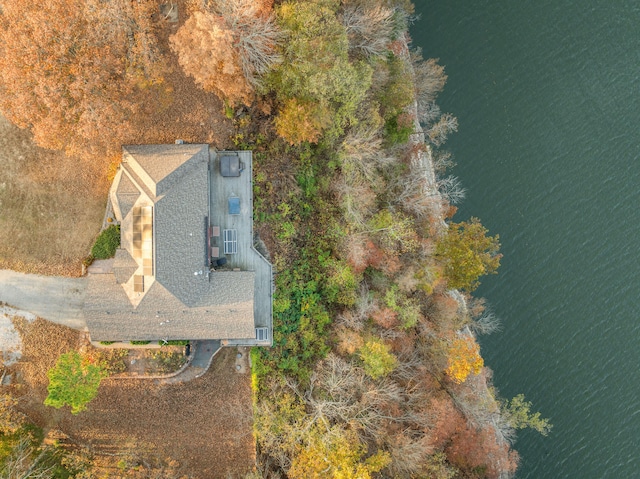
left=0, top=0, right=164, bottom=158
left=267, top=0, right=373, bottom=144
left=170, top=1, right=280, bottom=107
left=436, top=217, right=502, bottom=291
left=45, top=350, right=107, bottom=414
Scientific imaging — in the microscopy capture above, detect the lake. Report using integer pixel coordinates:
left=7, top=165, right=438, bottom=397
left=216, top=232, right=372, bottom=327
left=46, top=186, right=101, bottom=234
left=412, top=1, right=640, bottom=477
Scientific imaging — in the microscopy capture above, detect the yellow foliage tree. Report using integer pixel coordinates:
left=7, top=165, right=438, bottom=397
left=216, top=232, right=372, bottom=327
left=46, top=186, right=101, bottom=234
left=289, top=427, right=390, bottom=479
left=445, top=337, right=484, bottom=384
left=275, top=98, right=331, bottom=145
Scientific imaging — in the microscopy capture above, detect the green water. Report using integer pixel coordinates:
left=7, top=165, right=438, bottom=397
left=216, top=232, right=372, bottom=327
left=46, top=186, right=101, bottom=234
left=412, top=2, right=640, bottom=477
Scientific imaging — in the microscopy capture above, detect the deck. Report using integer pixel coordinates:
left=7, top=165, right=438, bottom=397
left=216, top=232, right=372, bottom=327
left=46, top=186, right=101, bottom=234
left=208, top=150, right=273, bottom=343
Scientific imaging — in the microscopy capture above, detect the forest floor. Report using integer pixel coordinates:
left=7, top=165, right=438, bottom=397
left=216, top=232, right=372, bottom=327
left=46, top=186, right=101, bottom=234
left=3, top=318, right=254, bottom=479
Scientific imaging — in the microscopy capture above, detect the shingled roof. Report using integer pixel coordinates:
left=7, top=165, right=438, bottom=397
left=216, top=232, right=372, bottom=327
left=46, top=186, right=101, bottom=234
left=112, top=248, right=138, bottom=285
left=84, top=272, right=255, bottom=341
left=85, top=144, right=257, bottom=341
left=114, top=171, right=140, bottom=218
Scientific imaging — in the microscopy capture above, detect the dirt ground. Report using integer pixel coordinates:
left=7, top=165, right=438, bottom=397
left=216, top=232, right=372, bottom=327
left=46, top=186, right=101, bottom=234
left=0, top=0, right=234, bottom=277
left=62, top=348, right=255, bottom=479
left=5, top=319, right=255, bottom=478
left=0, top=115, right=108, bottom=276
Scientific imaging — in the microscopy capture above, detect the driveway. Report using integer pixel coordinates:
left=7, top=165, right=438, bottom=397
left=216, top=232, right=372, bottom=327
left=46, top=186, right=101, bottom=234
left=0, top=270, right=87, bottom=330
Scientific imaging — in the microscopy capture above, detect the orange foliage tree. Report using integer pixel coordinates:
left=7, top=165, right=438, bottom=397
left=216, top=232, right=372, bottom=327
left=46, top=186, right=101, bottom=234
left=445, top=337, right=484, bottom=384
left=170, top=0, right=280, bottom=107
left=0, top=0, right=164, bottom=158
left=170, top=11, right=252, bottom=106
left=446, top=424, right=519, bottom=479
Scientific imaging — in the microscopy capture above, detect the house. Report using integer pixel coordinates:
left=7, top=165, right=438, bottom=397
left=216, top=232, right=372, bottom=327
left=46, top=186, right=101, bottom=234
left=83, top=144, right=273, bottom=345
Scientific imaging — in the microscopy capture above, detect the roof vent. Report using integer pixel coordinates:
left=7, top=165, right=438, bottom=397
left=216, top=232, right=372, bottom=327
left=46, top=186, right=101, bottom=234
left=256, top=327, right=269, bottom=342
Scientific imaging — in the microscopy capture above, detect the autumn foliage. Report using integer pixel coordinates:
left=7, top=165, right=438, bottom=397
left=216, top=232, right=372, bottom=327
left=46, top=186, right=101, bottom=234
left=445, top=336, right=484, bottom=384
left=170, top=11, right=253, bottom=106
left=436, top=217, right=502, bottom=291
left=170, top=0, right=280, bottom=107
left=0, top=0, right=164, bottom=157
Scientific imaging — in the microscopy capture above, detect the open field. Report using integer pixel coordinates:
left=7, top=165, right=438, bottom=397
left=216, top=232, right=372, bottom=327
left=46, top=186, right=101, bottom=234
left=5, top=318, right=254, bottom=478
left=0, top=115, right=108, bottom=276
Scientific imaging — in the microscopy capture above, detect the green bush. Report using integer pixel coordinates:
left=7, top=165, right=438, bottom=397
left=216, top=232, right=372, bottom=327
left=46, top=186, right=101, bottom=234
left=130, top=340, right=151, bottom=345
left=91, top=225, right=120, bottom=259
left=359, top=339, right=397, bottom=380
left=160, top=340, right=189, bottom=346
left=384, top=114, right=413, bottom=146
left=99, top=341, right=115, bottom=345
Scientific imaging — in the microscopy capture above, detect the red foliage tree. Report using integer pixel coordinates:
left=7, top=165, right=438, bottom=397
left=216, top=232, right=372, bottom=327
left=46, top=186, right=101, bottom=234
left=446, top=424, right=519, bottom=479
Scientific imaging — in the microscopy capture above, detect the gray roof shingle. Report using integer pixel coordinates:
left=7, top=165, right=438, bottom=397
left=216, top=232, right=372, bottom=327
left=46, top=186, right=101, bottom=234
left=115, top=171, right=140, bottom=218
left=84, top=272, right=255, bottom=340
left=122, top=144, right=209, bottom=197
left=112, top=248, right=138, bottom=285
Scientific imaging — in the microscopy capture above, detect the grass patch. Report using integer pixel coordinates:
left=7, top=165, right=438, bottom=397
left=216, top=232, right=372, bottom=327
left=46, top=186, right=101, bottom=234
left=90, top=225, right=120, bottom=259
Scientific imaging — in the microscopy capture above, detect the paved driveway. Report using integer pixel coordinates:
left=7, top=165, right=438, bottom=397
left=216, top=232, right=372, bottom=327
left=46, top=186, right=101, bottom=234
left=0, top=270, right=87, bottom=330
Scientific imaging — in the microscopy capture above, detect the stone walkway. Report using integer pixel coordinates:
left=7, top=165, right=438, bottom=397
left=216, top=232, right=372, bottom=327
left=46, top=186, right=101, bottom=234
left=0, top=269, right=87, bottom=330
left=156, top=340, right=221, bottom=384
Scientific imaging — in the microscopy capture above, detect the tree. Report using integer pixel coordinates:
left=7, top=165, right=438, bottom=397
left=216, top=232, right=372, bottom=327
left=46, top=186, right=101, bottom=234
left=0, top=437, right=56, bottom=479
left=445, top=337, right=484, bottom=384
left=339, top=2, right=399, bottom=59
left=427, top=113, right=459, bottom=147
left=289, top=426, right=390, bottom=479
left=412, top=55, right=448, bottom=122
left=359, top=339, right=397, bottom=379
left=501, top=394, right=552, bottom=436
left=446, top=424, right=519, bottom=479
left=0, top=0, right=164, bottom=158
left=170, top=11, right=253, bottom=107
left=435, top=217, right=501, bottom=291
left=267, top=0, right=373, bottom=144
left=0, top=393, right=25, bottom=435
left=44, top=350, right=107, bottom=414
left=170, top=0, right=280, bottom=106
left=274, top=98, right=330, bottom=145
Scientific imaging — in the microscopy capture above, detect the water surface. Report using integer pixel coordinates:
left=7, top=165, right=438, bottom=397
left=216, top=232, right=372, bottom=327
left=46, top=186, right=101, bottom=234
left=412, top=2, right=640, bottom=477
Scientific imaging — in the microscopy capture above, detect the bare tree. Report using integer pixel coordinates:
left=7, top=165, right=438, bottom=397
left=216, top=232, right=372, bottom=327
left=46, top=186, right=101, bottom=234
left=211, top=0, right=282, bottom=87
left=337, top=284, right=374, bottom=331
left=1, top=438, right=56, bottom=479
left=471, top=310, right=502, bottom=335
left=390, top=165, right=443, bottom=219
left=428, top=113, right=459, bottom=147
left=340, top=2, right=399, bottom=59
left=412, top=54, right=448, bottom=119
left=437, top=174, right=466, bottom=205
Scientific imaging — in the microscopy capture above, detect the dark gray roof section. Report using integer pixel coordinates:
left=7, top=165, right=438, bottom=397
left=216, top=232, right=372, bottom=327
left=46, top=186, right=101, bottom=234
left=153, top=158, right=210, bottom=306
left=112, top=248, right=138, bottom=285
left=115, top=172, right=140, bottom=218
left=122, top=144, right=209, bottom=197
left=84, top=272, right=256, bottom=341
left=220, top=154, right=241, bottom=177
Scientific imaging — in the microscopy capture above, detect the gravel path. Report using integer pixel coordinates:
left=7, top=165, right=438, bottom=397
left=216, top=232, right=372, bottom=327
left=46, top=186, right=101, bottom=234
left=0, top=269, right=87, bottom=330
